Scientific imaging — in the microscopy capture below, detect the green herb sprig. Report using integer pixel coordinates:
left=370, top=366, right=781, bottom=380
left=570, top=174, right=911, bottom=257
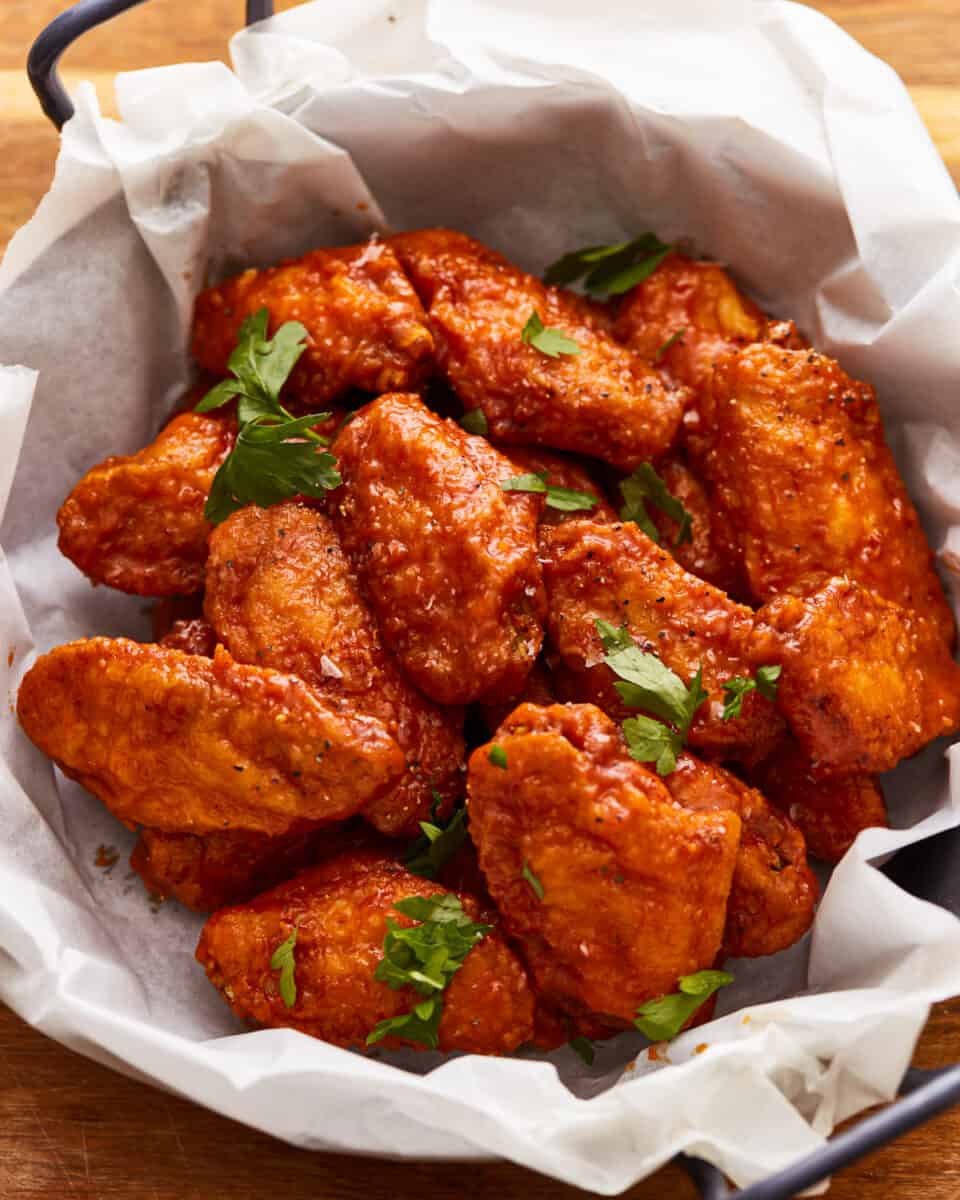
left=459, top=409, right=489, bottom=436
left=721, top=665, right=782, bottom=720
left=366, top=894, right=491, bottom=1049
left=544, top=234, right=674, bottom=297
left=654, top=327, right=687, bottom=362
left=619, top=463, right=692, bottom=547
left=521, top=860, right=544, bottom=901
left=634, top=970, right=733, bottom=1042
left=270, top=927, right=298, bottom=1009
left=403, top=795, right=469, bottom=881
left=521, top=311, right=581, bottom=359
left=501, top=472, right=597, bottom=513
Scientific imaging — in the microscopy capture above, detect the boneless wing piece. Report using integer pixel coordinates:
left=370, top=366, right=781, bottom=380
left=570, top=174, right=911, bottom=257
left=540, top=520, right=784, bottom=764
left=17, top=639, right=405, bottom=837
left=697, top=343, right=955, bottom=645
left=57, top=413, right=234, bottom=596
left=749, top=739, right=887, bottom=864
left=755, top=577, right=960, bottom=776
left=391, top=229, right=687, bottom=469
left=204, top=502, right=465, bottom=837
left=664, top=755, right=817, bottom=959
left=196, top=851, right=535, bottom=1054
left=333, top=393, right=546, bottom=705
left=191, top=239, right=434, bottom=408
left=467, top=703, right=740, bottom=1027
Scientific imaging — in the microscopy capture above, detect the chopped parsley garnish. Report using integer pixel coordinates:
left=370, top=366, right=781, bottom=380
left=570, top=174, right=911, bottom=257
left=270, top=927, right=298, bottom=1009
left=654, top=327, right=687, bottom=362
left=488, top=745, right=508, bottom=770
left=597, top=619, right=706, bottom=776
left=569, top=1036, right=595, bottom=1066
left=619, top=463, right=693, bottom=547
left=634, top=970, right=733, bottom=1042
left=366, top=894, right=491, bottom=1049
left=521, top=860, right=544, bottom=900
left=521, top=311, right=581, bottom=358
left=501, top=472, right=597, bottom=513
left=459, top=409, right=489, bottom=436
left=721, top=665, right=782, bottom=720
left=196, top=308, right=341, bottom=523
left=543, top=234, right=674, bottom=297
left=403, top=795, right=469, bottom=881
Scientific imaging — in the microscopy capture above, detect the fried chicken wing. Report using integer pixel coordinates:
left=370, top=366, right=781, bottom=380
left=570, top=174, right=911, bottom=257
left=196, top=851, right=535, bottom=1054
left=192, top=240, right=434, bottom=407
left=698, top=344, right=955, bottom=644
left=391, top=229, right=687, bottom=469
left=756, top=577, right=960, bottom=776
left=17, top=639, right=405, bottom=837
left=332, top=393, right=546, bottom=705
left=204, top=502, right=465, bottom=837
left=540, top=520, right=784, bottom=764
left=503, top=446, right=617, bottom=527
left=467, top=703, right=740, bottom=1027
left=57, top=413, right=234, bottom=596
left=749, top=739, right=887, bottom=864
left=664, top=754, right=817, bottom=958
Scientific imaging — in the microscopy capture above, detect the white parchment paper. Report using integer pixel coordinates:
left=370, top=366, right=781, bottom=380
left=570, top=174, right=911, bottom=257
left=1, top=1, right=959, bottom=1192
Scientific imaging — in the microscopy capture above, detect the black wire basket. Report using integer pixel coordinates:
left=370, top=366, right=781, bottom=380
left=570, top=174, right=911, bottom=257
left=24, top=2, right=960, bottom=1195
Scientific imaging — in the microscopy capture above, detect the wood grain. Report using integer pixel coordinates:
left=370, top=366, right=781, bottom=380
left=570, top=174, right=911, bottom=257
left=1, top=3, right=959, bottom=1198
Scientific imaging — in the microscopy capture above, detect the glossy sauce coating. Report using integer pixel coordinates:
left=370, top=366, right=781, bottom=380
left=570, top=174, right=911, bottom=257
left=56, top=413, right=234, bottom=596
left=333, top=393, right=546, bottom=705
left=392, top=229, right=687, bottom=469
left=16, top=639, right=405, bottom=837
left=698, top=343, right=955, bottom=644
left=540, top=520, right=784, bottom=764
left=191, top=240, right=434, bottom=408
left=196, top=851, right=535, bottom=1054
left=467, top=703, right=740, bottom=1026
left=756, top=577, right=960, bottom=776
left=204, top=502, right=465, bottom=837
left=664, top=754, right=817, bottom=959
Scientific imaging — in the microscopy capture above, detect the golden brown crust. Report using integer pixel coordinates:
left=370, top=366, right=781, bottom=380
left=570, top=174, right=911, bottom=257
left=333, top=393, right=546, bottom=706
left=204, top=502, right=465, bottom=837
left=756, top=577, right=960, bottom=776
left=191, top=240, right=435, bottom=408
left=56, top=413, right=234, bottom=596
left=391, top=229, right=687, bottom=469
left=664, top=754, right=817, bottom=959
left=16, top=639, right=405, bottom=837
left=195, top=851, right=535, bottom=1054
left=467, top=703, right=740, bottom=1027
left=749, top=740, right=888, bottom=864
left=540, top=520, right=784, bottom=765
left=698, top=343, right=955, bottom=644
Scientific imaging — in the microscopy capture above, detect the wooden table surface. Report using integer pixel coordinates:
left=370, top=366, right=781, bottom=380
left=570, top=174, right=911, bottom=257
left=2, top=2, right=960, bottom=1197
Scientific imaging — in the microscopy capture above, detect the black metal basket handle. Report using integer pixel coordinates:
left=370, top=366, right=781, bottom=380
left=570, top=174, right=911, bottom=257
left=27, top=0, right=275, bottom=129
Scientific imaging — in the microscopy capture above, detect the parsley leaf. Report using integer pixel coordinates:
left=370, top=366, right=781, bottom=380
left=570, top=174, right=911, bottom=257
left=501, top=472, right=597, bottom=513
left=597, top=620, right=707, bottom=776
left=654, top=327, right=687, bottom=363
left=196, top=308, right=341, bottom=524
left=634, top=970, right=733, bottom=1042
left=270, top=927, right=298, bottom=1009
left=459, top=409, right=489, bottom=436
left=366, top=894, right=491, bottom=1049
left=521, top=860, right=544, bottom=900
left=619, top=463, right=693, bottom=547
left=543, top=234, right=674, bottom=297
left=721, top=664, right=782, bottom=721
left=488, top=745, right=508, bottom=770
left=521, top=311, right=581, bottom=359
left=403, top=796, right=469, bottom=881
left=569, top=1036, right=595, bottom=1066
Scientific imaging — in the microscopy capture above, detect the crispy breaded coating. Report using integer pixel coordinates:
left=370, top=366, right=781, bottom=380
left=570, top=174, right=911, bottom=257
left=756, top=577, right=960, bottom=776
left=391, top=229, right=687, bottom=469
left=160, top=617, right=219, bottom=657
left=191, top=240, right=434, bottom=408
left=333, top=393, right=546, bottom=706
left=749, top=739, right=887, bottom=864
left=57, top=413, right=234, bottom=596
left=664, top=754, right=817, bottom=959
left=204, top=502, right=465, bottom=837
left=17, top=639, right=405, bottom=837
left=540, top=520, right=784, bottom=765
left=467, top=703, right=740, bottom=1026
left=196, top=851, right=535, bottom=1054
left=698, top=343, right=955, bottom=644
left=503, top=446, right=617, bottom=527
